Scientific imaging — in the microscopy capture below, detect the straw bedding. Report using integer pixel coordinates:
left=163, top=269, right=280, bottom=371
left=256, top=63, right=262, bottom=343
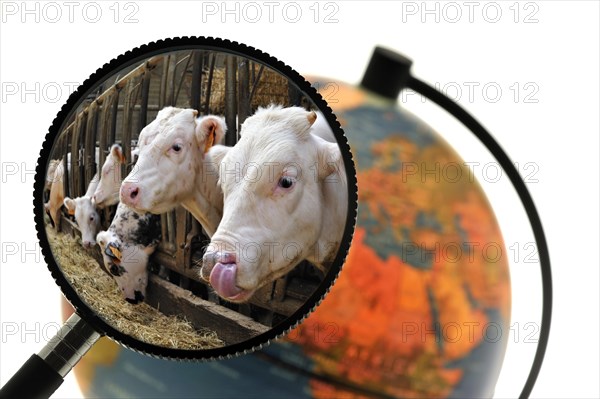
left=46, top=226, right=224, bottom=350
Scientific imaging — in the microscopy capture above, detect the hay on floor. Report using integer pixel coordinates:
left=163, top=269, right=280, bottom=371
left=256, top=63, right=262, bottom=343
left=46, top=227, right=224, bottom=350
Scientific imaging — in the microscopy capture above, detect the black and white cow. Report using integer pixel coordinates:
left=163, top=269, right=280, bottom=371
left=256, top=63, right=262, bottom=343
left=96, top=203, right=161, bottom=304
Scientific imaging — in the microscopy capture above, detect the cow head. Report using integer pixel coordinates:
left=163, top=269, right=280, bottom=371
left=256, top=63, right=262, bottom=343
left=93, top=144, right=126, bottom=208
left=63, top=196, right=100, bottom=248
left=202, top=106, right=345, bottom=303
left=120, top=108, right=226, bottom=217
left=96, top=230, right=157, bottom=304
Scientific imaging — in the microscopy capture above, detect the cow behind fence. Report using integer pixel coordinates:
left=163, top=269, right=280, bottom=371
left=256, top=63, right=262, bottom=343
left=49, top=49, right=322, bottom=333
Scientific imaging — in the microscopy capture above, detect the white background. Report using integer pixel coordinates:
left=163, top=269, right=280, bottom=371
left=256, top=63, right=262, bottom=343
left=0, top=1, right=598, bottom=398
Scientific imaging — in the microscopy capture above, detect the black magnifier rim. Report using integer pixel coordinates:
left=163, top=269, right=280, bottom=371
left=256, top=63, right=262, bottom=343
left=33, top=36, right=358, bottom=360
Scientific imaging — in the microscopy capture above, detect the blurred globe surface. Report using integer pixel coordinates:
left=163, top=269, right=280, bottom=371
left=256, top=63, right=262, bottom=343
left=66, top=77, right=510, bottom=399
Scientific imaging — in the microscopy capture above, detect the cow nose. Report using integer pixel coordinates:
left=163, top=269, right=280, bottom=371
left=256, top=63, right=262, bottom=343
left=82, top=241, right=94, bottom=248
left=120, top=182, right=140, bottom=204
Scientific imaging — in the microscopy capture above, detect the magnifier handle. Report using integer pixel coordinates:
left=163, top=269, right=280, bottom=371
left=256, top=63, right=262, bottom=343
left=0, top=354, right=63, bottom=399
left=0, top=313, right=101, bottom=399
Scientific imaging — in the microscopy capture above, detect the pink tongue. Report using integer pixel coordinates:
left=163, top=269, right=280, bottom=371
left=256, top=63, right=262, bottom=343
left=209, top=262, right=243, bottom=298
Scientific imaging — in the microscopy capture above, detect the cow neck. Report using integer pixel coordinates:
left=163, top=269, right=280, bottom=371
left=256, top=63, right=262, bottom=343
left=308, top=174, right=347, bottom=270
left=180, top=158, right=223, bottom=238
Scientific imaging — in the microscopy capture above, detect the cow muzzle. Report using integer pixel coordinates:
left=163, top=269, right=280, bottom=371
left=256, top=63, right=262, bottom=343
left=120, top=182, right=140, bottom=206
left=202, top=251, right=251, bottom=302
left=125, top=290, right=145, bottom=305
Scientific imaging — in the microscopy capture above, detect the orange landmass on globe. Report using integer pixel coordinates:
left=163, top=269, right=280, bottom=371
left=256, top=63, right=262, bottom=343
left=294, top=228, right=474, bottom=397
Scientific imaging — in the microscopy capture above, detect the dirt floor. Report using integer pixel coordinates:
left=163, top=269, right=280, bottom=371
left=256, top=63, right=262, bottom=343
left=45, top=226, right=224, bottom=350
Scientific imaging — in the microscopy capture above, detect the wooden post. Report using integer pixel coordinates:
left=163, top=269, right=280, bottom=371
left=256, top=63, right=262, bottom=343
left=62, top=128, right=70, bottom=199
left=238, top=58, right=251, bottom=127
left=138, top=68, right=152, bottom=135
left=160, top=213, right=170, bottom=253
left=78, top=110, right=89, bottom=196
left=204, top=53, right=216, bottom=115
left=159, top=57, right=169, bottom=109
left=184, top=213, right=200, bottom=270
left=288, top=80, right=303, bottom=107
left=70, top=115, right=81, bottom=198
left=121, top=79, right=139, bottom=176
left=166, top=55, right=177, bottom=106
left=225, top=55, right=237, bottom=146
left=84, top=103, right=97, bottom=186
left=249, top=64, right=264, bottom=105
left=98, top=95, right=112, bottom=170
left=109, top=89, right=119, bottom=147
left=174, top=53, right=192, bottom=106
left=166, top=210, right=176, bottom=253
left=175, top=206, right=188, bottom=273
left=190, top=51, right=203, bottom=112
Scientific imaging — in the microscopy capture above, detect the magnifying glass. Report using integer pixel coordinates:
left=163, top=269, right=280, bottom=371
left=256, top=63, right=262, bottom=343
left=0, top=37, right=357, bottom=398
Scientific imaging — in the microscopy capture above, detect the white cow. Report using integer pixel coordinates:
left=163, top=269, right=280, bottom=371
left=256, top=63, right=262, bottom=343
left=96, top=203, right=161, bottom=304
left=202, top=105, right=347, bottom=303
left=44, top=161, right=66, bottom=229
left=63, top=174, right=100, bottom=248
left=93, top=144, right=127, bottom=208
left=120, top=107, right=227, bottom=237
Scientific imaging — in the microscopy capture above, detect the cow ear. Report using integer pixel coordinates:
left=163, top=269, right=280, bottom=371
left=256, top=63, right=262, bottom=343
left=63, top=197, right=76, bottom=215
left=196, top=116, right=227, bottom=154
left=307, top=111, right=317, bottom=126
left=316, top=139, right=343, bottom=180
left=111, top=144, right=126, bottom=164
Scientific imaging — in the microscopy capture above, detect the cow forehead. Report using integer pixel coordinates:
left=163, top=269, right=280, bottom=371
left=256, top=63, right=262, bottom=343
left=225, top=136, right=305, bottom=169
left=241, top=105, right=311, bottom=133
left=139, top=107, right=195, bottom=145
left=75, top=197, right=96, bottom=212
left=220, top=141, right=314, bottom=198
left=145, top=119, right=196, bottom=152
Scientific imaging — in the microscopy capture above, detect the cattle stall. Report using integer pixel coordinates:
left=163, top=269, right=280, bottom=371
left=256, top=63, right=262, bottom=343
left=51, top=50, right=323, bottom=345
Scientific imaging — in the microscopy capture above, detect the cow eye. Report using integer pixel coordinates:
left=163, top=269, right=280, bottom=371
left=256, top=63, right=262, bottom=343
left=171, top=143, right=182, bottom=152
left=89, top=215, right=95, bottom=222
left=278, top=176, right=294, bottom=189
